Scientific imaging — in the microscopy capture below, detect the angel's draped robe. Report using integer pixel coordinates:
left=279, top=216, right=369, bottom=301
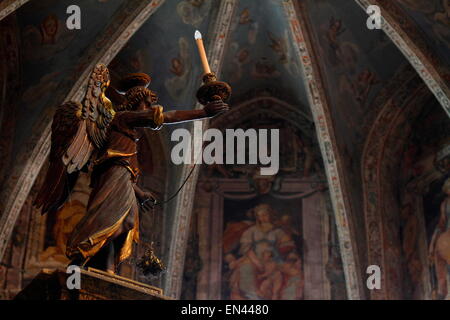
left=66, top=106, right=164, bottom=263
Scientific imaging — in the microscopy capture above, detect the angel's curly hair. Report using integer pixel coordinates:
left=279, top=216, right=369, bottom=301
left=126, top=86, right=158, bottom=110
left=115, top=73, right=158, bottom=111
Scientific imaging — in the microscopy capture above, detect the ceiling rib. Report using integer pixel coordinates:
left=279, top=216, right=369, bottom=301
left=0, top=0, right=31, bottom=21
left=355, top=0, right=450, bottom=117
left=283, top=0, right=364, bottom=300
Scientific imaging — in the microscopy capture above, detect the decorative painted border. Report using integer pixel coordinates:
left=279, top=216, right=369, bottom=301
left=0, top=15, right=21, bottom=186
left=0, top=0, right=31, bottom=21
left=355, top=0, right=450, bottom=117
left=283, top=0, right=362, bottom=300
left=362, top=75, right=428, bottom=299
left=0, top=0, right=166, bottom=261
left=164, top=0, right=238, bottom=299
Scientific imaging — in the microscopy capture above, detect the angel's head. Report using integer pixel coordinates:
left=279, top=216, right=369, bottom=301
left=118, top=73, right=151, bottom=92
left=42, top=14, right=58, bottom=37
left=116, top=73, right=158, bottom=111
left=124, top=86, right=158, bottom=111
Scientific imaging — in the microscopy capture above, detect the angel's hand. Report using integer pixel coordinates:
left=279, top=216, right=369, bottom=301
left=139, top=191, right=159, bottom=212
left=204, top=100, right=229, bottom=117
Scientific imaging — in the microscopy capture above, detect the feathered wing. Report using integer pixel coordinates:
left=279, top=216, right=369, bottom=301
left=34, top=64, right=115, bottom=215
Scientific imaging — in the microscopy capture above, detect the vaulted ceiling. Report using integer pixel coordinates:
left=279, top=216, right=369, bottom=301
left=3, top=0, right=448, bottom=167
left=14, top=0, right=125, bottom=155
left=110, top=0, right=311, bottom=115
left=397, top=0, right=450, bottom=69
left=0, top=0, right=449, bottom=299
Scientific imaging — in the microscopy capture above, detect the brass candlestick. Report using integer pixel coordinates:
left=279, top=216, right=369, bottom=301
left=196, top=72, right=232, bottom=105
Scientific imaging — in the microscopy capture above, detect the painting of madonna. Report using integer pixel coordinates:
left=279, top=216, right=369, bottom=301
left=222, top=202, right=304, bottom=300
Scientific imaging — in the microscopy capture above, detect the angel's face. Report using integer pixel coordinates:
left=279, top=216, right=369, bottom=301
left=138, top=95, right=153, bottom=111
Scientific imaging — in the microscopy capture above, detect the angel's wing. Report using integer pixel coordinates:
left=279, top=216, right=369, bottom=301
left=34, top=64, right=114, bottom=215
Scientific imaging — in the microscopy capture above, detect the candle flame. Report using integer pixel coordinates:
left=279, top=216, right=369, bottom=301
left=194, top=30, right=202, bottom=40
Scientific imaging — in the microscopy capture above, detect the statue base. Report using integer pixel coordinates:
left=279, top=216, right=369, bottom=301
left=14, top=268, right=171, bottom=300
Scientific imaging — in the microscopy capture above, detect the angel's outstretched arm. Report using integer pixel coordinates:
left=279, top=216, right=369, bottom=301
left=119, top=100, right=229, bottom=128
left=164, top=100, right=229, bottom=124
left=162, top=109, right=208, bottom=124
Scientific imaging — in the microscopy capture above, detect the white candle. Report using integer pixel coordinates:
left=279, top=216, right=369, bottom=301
left=194, top=30, right=211, bottom=75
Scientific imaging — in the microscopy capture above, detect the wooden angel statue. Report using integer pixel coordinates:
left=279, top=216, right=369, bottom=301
left=34, top=64, right=229, bottom=274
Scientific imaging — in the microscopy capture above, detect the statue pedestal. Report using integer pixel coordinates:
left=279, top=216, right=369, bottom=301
left=14, top=268, right=171, bottom=300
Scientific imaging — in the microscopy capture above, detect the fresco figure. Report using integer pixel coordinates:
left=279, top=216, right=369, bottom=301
left=320, top=16, right=360, bottom=73
left=224, top=203, right=301, bottom=300
left=224, top=253, right=246, bottom=300
left=177, top=0, right=211, bottom=28
left=40, top=14, right=58, bottom=45
left=229, top=44, right=251, bottom=83
left=429, top=178, right=450, bottom=299
left=251, top=57, right=280, bottom=79
left=323, top=17, right=347, bottom=67
left=267, top=31, right=300, bottom=76
left=22, top=14, right=76, bottom=62
left=165, top=37, right=192, bottom=101
left=256, top=249, right=283, bottom=299
left=268, top=32, right=288, bottom=64
left=239, top=8, right=252, bottom=25
left=280, top=252, right=304, bottom=300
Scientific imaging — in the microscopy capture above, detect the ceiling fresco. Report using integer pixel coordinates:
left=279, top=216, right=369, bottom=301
left=396, top=0, right=450, bottom=70
left=220, top=0, right=310, bottom=116
left=111, top=0, right=311, bottom=122
left=304, top=0, right=409, bottom=153
left=3, top=1, right=446, bottom=192
left=12, top=0, right=124, bottom=156
left=110, top=0, right=220, bottom=111
left=302, top=0, right=411, bottom=240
